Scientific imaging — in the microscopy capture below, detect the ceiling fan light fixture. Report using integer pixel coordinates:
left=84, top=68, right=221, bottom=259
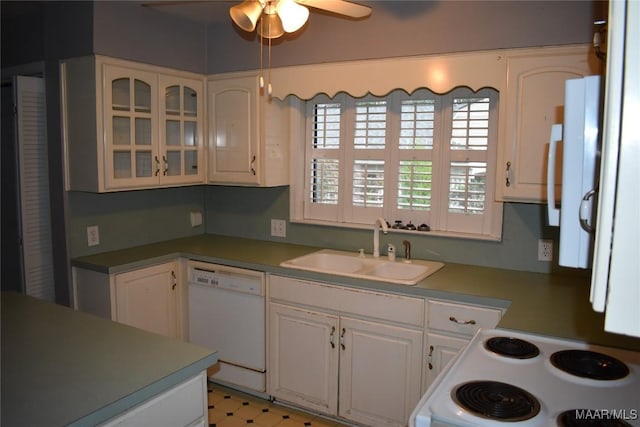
left=277, top=0, right=309, bottom=33
left=258, top=13, right=285, bottom=39
left=230, top=0, right=264, bottom=32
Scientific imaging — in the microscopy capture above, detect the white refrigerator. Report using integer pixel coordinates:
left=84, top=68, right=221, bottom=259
left=548, top=0, right=639, bottom=338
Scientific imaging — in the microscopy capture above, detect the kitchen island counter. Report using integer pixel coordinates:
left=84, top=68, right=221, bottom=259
left=0, top=291, right=218, bottom=427
left=71, top=234, right=640, bottom=352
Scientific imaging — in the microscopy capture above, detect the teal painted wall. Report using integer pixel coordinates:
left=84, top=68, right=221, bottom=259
left=1, top=1, right=599, bottom=304
left=68, top=187, right=206, bottom=257
left=56, top=0, right=600, bottom=276
left=201, top=186, right=578, bottom=275
left=68, top=182, right=570, bottom=273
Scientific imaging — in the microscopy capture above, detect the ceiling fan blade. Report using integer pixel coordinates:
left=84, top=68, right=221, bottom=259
left=295, top=0, right=372, bottom=18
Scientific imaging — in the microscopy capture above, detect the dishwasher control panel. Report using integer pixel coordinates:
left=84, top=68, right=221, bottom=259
left=188, top=263, right=264, bottom=296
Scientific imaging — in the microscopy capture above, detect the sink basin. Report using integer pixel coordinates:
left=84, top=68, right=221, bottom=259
left=280, top=249, right=444, bottom=285
left=284, top=251, right=367, bottom=274
left=367, top=261, right=433, bottom=281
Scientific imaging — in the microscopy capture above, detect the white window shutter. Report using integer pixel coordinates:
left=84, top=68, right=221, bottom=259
left=298, top=88, right=502, bottom=239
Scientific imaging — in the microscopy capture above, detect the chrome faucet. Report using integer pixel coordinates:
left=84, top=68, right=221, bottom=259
left=373, top=217, right=389, bottom=258
left=402, top=240, right=412, bottom=262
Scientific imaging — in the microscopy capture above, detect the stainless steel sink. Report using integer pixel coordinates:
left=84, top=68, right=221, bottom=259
left=280, top=249, right=444, bottom=285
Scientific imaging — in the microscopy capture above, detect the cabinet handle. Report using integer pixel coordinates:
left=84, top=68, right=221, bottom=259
left=250, top=155, right=256, bottom=176
left=154, top=156, right=160, bottom=176
left=162, top=156, right=168, bottom=176
left=340, top=327, right=346, bottom=350
left=428, top=345, right=434, bottom=370
left=171, top=270, right=177, bottom=290
left=505, top=161, right=512, bottom=187
left=329, top=326, right=336, bottom=349
left=449, top=316, right=476, bottom=325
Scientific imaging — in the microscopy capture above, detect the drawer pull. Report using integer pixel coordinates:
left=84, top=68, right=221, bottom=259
left=449, top=316, right=476, bottom=325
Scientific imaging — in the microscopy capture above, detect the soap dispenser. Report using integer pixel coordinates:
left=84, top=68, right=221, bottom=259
left=387, top=243, right=396, bottom=261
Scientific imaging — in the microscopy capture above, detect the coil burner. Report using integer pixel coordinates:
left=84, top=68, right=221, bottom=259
left=550, top=350, right=629, bottom=380
left=485, top=336, right=541, bottom=359
left=451, top=380, right=540, bottom=422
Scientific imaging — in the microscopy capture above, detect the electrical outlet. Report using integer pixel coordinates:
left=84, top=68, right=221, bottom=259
left=271, top=219, right=286, bottom=237
left=538, top=239, right=553, bottom=261
left=87, top=225, right=100, bottom=247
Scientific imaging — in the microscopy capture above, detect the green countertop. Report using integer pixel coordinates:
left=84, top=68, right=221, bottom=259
left=72, top=234, right=640, bottom=352
left=1, top=291, right=218, bottom=427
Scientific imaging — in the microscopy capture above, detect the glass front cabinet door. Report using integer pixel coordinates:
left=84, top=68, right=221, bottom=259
left=159, top=76, right=204, bottom=185
left=102, top=65, right=205, bottom=189
left=103, top=65, right=159, bottom=189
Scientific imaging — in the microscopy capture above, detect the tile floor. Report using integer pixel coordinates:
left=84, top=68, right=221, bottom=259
left=207, top=383, right=351, bottom=427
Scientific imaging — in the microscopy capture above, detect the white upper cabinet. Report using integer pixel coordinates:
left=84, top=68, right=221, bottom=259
left=496, top=45, right=599, bottom=202
left=62, top=55, right=205, bottom=192
left=208, top=73, right=289, bottom=186
left=103, top=65, right=159, bottom=189
left=159, top=75, right=205, bottom=185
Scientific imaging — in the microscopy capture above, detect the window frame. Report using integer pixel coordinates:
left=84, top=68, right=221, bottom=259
left=289, top=88, right=503, bottom=241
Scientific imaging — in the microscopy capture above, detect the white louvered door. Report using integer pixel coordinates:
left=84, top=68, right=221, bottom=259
left=15, top=75, right=55, bottom=302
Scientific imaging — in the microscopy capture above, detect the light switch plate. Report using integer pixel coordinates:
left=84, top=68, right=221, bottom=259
left=87, top=225, right=100, bottom=246
left=271, top=219, right=286, bottom=237
left=190, top=210, right=203, bottom=227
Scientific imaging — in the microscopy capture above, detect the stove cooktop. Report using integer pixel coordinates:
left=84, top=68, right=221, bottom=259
left=411, top=329, right=640, bottom=427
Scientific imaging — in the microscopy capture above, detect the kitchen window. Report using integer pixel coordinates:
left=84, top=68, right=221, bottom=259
left=291, top=87, right=503, bottom=240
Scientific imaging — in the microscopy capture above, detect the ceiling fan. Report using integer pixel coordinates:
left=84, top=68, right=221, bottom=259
left=229, top=0, right=372, bottom=39
left=143, top=0, right=372, bottom=39
left=143, top=0, right=371, bottom=94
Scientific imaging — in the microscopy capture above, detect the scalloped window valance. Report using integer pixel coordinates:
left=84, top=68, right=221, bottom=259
left=268, top=49, right=508, bottom=100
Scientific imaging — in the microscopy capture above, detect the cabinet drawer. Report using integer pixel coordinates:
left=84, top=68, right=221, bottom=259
left=268, top=275, right=424, bottom=327
left=427, top=300, right=501, bottom=336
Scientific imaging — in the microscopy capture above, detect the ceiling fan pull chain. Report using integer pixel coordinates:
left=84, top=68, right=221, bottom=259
left=259, top=21, right=265, bottom=90
left=267, top=20, right=271, bottom=97
left=267, top=24, right=273, bottom=96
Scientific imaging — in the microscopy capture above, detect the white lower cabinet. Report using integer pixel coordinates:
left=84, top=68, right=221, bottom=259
left=269, top=303, right=339, bottom=415
left=339, top=316, right=423, bottom=426
left=113, top=261, right=180, bottom=338
left=99, top=371, right=208, bottom=427
left=73, top=260, right=184, bottom=340
left=422, top=299, right=504, bottom=393
left=268, top=275, right=423, bottom=427
left=423, top=333, right=468, bottom=391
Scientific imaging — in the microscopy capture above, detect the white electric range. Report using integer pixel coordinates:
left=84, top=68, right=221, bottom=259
left=410, top=329, right=640, bottom=426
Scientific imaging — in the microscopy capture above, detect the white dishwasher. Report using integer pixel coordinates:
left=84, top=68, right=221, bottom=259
left=187, top=260, right=266, bottom=392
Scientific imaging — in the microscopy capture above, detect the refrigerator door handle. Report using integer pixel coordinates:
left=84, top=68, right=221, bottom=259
left=579, top=189, right=597, bottom=233
left=547, top=123, right=563, bottom=226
